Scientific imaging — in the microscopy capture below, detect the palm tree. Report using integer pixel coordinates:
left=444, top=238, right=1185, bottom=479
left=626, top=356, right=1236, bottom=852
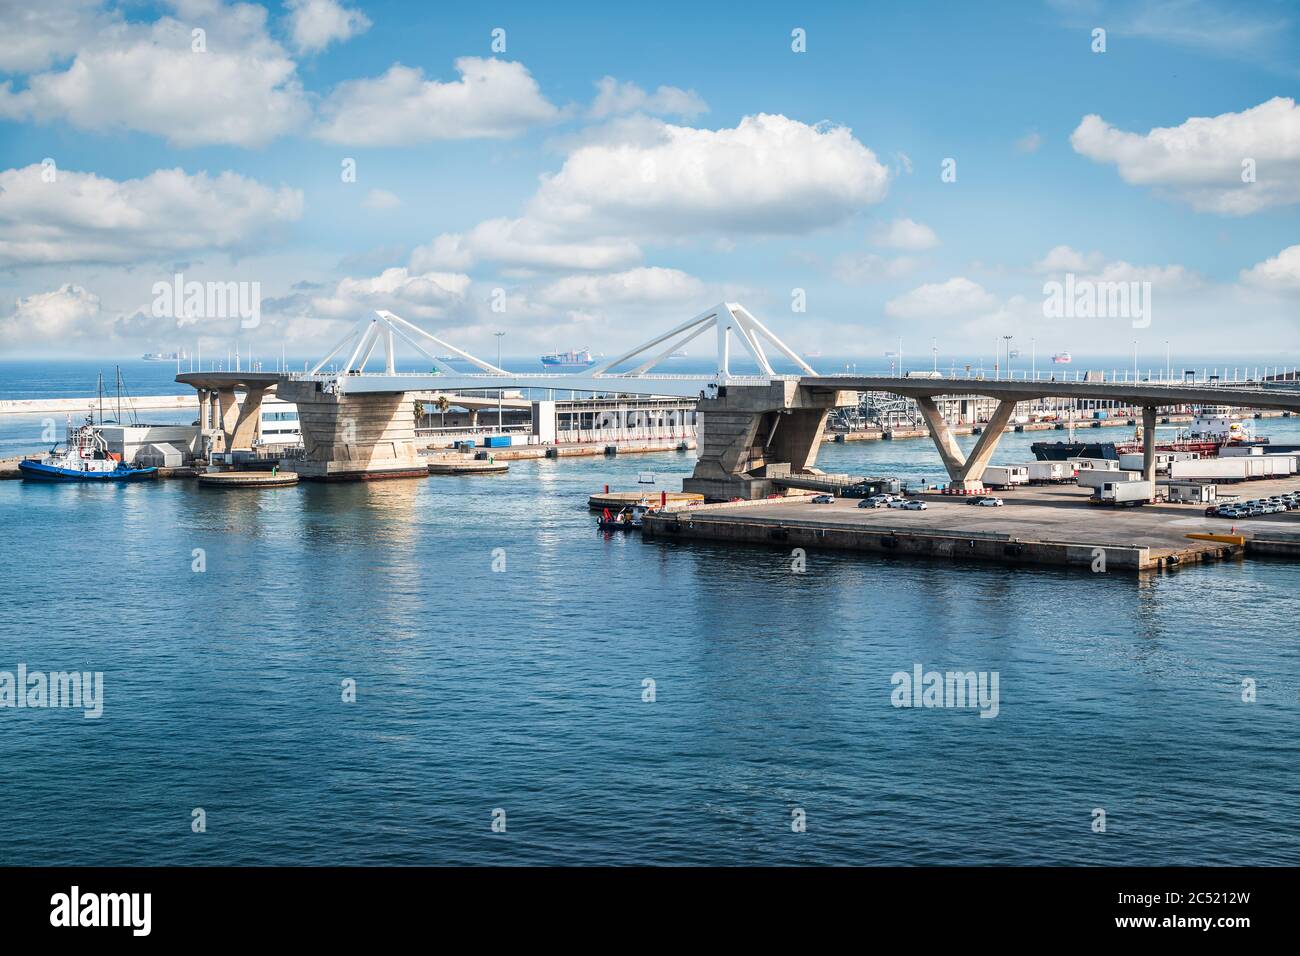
left=436, top=394, right=451, bottom=429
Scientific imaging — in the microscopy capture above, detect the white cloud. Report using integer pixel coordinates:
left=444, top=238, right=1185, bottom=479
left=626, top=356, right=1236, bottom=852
left=885, top=277, right=996, bottom=319
left=410, top=218, right=641, bottom=273
left=1070, top=97, right=1300, bottom=214
left=285, top=0, right=371, bottom=54
left=1016, top=131, right=1042, bottom=153
left=527, top=113, right=890, bottom=236
left=0, top=164, right=303, bottom=266
left=0, top=1, right=310, bottom=147
left=534, top=267, right=705, bottom=307
left=588, top=76, right=708, bottom=119
left=1119, top=0, right=1291, bottom=60
left=311, top=267, right=471, bottom=320
left=361, top=188, right=401, bottom=210
left=0, top=0, right=109, bottom=72
left=1240, top=244, right=1300, bottom=290
left=1034, top=244, right=1105, bottom=273
left=0, top=284, right=102, bottom=348
left=871, top=217, right=939, bottom=251
left=315, top=57, right=559, bottom=144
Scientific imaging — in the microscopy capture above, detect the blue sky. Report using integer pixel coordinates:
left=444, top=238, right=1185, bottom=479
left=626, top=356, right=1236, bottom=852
left=0, top=0, right=1297, bottom=367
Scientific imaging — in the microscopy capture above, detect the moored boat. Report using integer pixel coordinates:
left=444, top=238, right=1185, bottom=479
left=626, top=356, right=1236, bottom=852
left=19, top=415, right=158, bottom=482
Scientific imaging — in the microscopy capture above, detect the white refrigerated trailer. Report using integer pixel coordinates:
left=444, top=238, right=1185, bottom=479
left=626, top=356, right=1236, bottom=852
left=1170, top=458, right=1250, bottom=482
left=1077, top=468, right=1141, bottom=490
left=982, top=465, right=1029, bottom=489
left=1091, top=479, right=1155, bottom=506
left=1027, top=461, right=1072, bottom=483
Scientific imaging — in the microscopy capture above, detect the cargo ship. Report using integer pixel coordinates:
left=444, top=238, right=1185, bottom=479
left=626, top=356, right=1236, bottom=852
left=541, top=347, right=596, bottom=369
left=1031, top=414, right=1268, bottom=461
left=142, top=350, right=187, bottom=362
left=1051, top=352, right=1071, bottom=364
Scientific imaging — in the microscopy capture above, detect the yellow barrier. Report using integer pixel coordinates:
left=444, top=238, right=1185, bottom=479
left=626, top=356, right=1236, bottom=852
left=1185, top=533, right=1246, bottom=546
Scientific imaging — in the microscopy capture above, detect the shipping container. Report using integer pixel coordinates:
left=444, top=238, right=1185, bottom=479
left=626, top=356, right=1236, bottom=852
left=1163, top=481, right=1217, bottom=504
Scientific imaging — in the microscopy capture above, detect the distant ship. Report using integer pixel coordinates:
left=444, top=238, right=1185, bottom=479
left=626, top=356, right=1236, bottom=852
left=541, top=347, right=597, bottom=369
left=142, top=350, right=187, bottom=362
left=1051, top=352, right=1071, bottom=364
left=1031, top=414, right=1268, bottom=461
left=667, top=350, right=688, bottom=359
left=804, top=349, right=824, bottom=359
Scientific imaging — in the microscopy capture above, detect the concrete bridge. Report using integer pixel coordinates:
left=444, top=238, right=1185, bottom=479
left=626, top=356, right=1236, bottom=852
left=176, top=304, right=1300, bottom=490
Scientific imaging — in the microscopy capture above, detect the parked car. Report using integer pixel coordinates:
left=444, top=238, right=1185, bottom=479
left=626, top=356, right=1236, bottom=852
left=811, top=494, right=835, bottom=504
left=1204, top=506, right=1220, bottom=517
left=975, top=496, right=1005, bottom=507
left=901, top=500, right=927, bottom=511
left=858, top=497, right=888, bottom=508
left=887, top=499, right=909, bottom=509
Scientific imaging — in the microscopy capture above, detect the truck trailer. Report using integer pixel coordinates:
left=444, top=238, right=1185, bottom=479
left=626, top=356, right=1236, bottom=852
left=982, top=465, right=1029, bottom=489
left=1091, top=479, right=1155, bottom=506
left=1077, top=468, right=1141, bottom=490
left=1170, top=458, right=1250, bottom=482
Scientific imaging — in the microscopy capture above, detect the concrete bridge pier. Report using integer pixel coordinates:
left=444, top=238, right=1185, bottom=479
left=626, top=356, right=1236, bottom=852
left=224, top=386, right=267, bottom=453
left=1141, top=405, right=1158, bottom=485
left=682, top=380, right=855, bottom=500
left=277, top=380, right=426, bottom=480
left=918, top=398, right=1019, bottom=490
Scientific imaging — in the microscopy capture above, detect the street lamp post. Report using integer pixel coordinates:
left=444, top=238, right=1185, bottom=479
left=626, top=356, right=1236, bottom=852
left=494, top=331, right=505, bottom=432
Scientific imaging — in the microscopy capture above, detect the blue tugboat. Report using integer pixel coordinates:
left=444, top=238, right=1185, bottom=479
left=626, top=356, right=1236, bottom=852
left=19, top=414, right=157, bottom=482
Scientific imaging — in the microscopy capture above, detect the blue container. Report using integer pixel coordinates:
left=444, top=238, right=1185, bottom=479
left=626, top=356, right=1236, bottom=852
left=484, top=436, right=511, bottom=448
left=456, top=440, right=476, bottom=449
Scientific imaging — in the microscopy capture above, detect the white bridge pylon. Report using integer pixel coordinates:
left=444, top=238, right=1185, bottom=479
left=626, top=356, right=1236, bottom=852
left=303, top=303, right=815, bottom=398
left=310, top=309, right=508, bottom=377
left=589, top=302, right=817, bottom=379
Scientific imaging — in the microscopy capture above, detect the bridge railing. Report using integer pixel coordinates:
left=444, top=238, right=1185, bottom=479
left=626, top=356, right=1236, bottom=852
left=819, top=368, right=1296, bottom=388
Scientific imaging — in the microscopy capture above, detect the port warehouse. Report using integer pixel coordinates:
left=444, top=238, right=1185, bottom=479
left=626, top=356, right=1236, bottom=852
left=12, top=384, right=1291, bottom=469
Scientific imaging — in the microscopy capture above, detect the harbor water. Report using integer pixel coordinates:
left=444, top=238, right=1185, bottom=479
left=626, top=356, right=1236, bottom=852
left=1, top=420, right=1298, bottom=865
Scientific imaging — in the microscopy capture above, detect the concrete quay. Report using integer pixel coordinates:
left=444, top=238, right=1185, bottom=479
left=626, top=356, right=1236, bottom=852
left=0, top=394, right=198, bottom=416
left=642, top=477, right=1300, bottom=573
left=428, top=436, right=695, bottom=461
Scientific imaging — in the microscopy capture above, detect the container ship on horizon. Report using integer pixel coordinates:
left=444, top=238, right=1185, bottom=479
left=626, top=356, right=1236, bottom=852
left=540, top=347, right=597, bottom=369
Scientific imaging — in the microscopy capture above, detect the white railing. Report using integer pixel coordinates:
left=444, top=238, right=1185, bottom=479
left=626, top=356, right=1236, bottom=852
left=556, top=426, right=696, bottom=444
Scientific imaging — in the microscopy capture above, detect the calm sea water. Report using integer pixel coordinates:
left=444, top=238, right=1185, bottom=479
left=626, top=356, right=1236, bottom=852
left=1, top=416, right=1297, bottom=865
